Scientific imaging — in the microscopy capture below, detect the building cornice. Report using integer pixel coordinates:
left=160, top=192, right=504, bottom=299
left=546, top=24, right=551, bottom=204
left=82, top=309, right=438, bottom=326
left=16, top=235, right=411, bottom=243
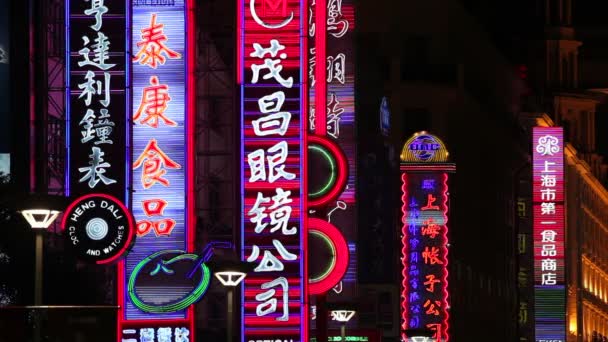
left=533, top=114, right=608, bottom=205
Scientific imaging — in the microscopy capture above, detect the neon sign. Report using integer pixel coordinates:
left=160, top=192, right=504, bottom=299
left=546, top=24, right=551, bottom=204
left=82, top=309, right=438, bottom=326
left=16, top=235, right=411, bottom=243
left=400, top=132, right=454, bottom=342
left=119, top=0, right=195, bottom=340
left=66, top=0, right=129, bottom=200
left=239, top=0, right=308, bottom=340
left=532, top=127, right=565, bottom=342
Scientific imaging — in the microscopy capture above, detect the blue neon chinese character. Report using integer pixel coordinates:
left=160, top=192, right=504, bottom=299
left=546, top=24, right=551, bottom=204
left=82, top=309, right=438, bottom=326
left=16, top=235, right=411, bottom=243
left=409, top=279, right=419, bottom=290
left=140, top=328, right=155, bottom=342
left=422, top=179, right=435, bottom=190
left=409, top=197, right=419, bottom=208
left=409, top=316, right=420, bottom=328
left=409, top=224, right=417, bottom=236
left=410, top=237, right=420, bottom=249
left=157, top=328, right=171, bottom=342
left=409, top=291, right=420, bottom=303
left=175, top=327, right=190, bottom=342
left=410, top=252, right=419, bottom=263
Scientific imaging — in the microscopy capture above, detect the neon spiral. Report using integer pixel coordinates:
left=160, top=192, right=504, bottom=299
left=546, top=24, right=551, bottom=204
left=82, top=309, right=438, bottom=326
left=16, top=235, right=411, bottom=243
left=86, top=218, right=109, bottom=240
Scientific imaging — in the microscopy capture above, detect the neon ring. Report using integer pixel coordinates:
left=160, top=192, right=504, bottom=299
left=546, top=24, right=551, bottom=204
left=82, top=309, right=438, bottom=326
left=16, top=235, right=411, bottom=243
left=308, top=135, right=348, bottom=207
left=60, top=193, right=135, bottom=265
left=308, top=218, right=349, bottom=295
left=128, top=250, right=212, bottom=313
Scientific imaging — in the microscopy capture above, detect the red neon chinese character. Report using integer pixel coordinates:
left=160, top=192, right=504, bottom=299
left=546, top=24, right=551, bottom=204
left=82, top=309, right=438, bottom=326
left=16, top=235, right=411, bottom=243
left=423, top=299, right=441, bottom=315
left=421, top=193, right=440, bottom=210
left=134, top=76, right=176, bottom=128
left=426, top=323, right=442, bottom=341
left=134, top=13, right=181, bottom=68
left=422, top=246, right=443, bottom=265
left=133, top=139, right=181, bottom=188
left=137, top=199, right=177, bottom=237
left=423, top=274, right=441, bottom=292
left=421, top=218, right=441, bottom=239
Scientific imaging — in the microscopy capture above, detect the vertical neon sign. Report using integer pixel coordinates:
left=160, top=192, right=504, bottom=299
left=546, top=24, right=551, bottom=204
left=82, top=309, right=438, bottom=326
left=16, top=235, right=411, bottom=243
left=66, top=0, right=129, bottom=201
left=118, top=0, right=195, bottom=341
left=400, top=132, right=454, bottom=342
left=239, top=0, right=308, bottom=341
left=532, top=127, right=565, bottom=342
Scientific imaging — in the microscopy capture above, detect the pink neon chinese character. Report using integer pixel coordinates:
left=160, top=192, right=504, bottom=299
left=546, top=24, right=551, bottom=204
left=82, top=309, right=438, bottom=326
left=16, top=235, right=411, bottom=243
left=134, top=76, right=176, bottom=128
left=136, top=199, right=176, bottom=237
left=133, top=139, right=181, bottom=188
left=134, top=14, right=181, bottom=68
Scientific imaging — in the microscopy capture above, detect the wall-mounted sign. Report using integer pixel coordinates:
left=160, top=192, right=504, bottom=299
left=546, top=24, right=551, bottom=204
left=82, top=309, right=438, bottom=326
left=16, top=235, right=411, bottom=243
left=61, top=193, right=135, bottom=264
left=239, top=0, right=308, bottom=341
left=128, top=250, right=211, bottom=314
left=400, top=132, right=449, bottom=163
left=66, top=0, right=129, bottom=200
left=400, top=132, right=455, bottom=342
left=532, top=127, right=565, bottom=342
left=380, top=97, right=390, bottom=137
left=119, top=0, right=196, bottom=339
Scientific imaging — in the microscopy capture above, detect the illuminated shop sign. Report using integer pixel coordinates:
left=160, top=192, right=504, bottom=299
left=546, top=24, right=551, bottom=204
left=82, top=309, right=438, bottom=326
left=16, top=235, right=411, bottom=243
left=532, top=127, right=565, bottom=342
left=239, top=0, right=308, bottom=341
left=61, top=193, right=135, bottom=264
left=306, top=0, right=356, bottom=305
left=400, top=132, right=449, bottom=163
left=119, top=0, right=195, bottom=339
left=400, top=132, right=454, bottom=342
left=66, top=0, right=129, bottom=200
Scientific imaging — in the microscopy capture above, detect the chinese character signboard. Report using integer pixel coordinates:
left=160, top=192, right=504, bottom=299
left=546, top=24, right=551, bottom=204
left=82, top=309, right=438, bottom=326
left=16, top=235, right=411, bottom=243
left=532, top=127, right=565, bottom=342
left=307, top=0, right=357, bottom=307
left=118, top=0, right=196, bottom=340
left=67, top=0, right=128, bottom=200
left=400, top=132, right=454, bottom=342
left=238, top=0, right=308, bottom=341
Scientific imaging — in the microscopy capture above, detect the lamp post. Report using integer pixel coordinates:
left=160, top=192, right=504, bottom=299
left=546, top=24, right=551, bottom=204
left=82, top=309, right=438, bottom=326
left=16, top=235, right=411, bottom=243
left=403, top=328, right=435, bottom=342
left=330, top=309, right=356, bottom=342
left=21, top=209, right=60, bottom=305
left=213, top=260, right=249, bottom=342
left=8, top=192, right=68, bottom=342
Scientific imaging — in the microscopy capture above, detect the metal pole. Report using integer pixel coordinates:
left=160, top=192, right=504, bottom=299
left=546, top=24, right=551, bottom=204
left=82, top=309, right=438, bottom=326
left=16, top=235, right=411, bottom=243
left=34, top=232, right=43, bottom=342
left=316, top=293, right=328, bottom=342
left=35, top=232, right=43, bottom=305
left=227, top=287, right=233, bottom=342
left=340, top=323, right=346, bottom=342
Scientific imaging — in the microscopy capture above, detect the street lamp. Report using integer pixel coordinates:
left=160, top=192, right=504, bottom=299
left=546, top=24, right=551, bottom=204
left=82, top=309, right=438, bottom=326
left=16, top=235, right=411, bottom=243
left=3, top=192, right=68, bottom=342
left=403, top=328, right=435, bottom=342
left=6, top=193, right=68, bottom=305
left=211, top=260, right=250, bottom=342
left=330, top=309, right=356, bottom=342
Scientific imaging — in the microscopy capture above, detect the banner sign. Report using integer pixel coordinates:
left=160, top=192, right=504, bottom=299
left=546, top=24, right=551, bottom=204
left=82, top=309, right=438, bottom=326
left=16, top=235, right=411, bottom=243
left=400, top=132, right=453, bottom=342
left=239, top=0, right=308, bottom=341
left=119, top=0, right=195, bottom=340
left=400, top=172, right=450, bottom=341
left=67, top=0, right=129, bottom=200
left=532, top=127, right=565, bottom=342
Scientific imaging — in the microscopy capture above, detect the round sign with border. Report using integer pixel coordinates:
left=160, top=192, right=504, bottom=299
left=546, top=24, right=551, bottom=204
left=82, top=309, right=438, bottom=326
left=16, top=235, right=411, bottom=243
left=308, top=218, right=349, bottom=295
left=61, top=193, right=135, bottom=264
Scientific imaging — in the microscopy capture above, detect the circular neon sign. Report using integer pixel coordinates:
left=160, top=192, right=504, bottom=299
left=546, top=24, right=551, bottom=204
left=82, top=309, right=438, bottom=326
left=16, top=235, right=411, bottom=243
left=128, top=250, right=211, bottom=313
left=308, top=135, right=348, bottom=207
left=308, top=218, right=349, bottom=295
left=61, top=193, right=135, bottom=265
